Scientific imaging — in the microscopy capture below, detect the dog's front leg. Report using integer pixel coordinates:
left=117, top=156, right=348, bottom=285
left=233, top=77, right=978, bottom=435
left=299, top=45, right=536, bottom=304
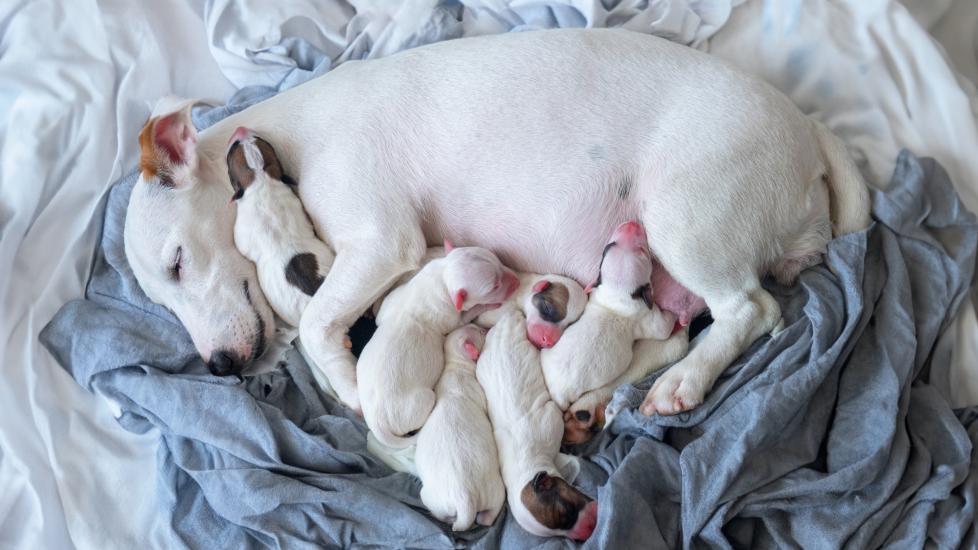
left=299, top=236, right=424, bottom=412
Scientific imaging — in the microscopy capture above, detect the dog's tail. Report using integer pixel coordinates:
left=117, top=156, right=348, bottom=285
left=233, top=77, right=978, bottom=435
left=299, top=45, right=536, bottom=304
left=452, top=496, right=478, bottom=532
left=813, top=121, right=872, bottom=236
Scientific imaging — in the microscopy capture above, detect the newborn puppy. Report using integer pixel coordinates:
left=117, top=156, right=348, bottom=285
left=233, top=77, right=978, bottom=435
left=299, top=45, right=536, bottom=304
left=475, top=273, right=587, bottom=348
left=415, top=325, right=505, bottom=531
left=542, top=221, right=677, bottom=412
left=226, top=127, right=334, bottom=327
left=477, top=310, right=598, bottom=541
left=358, top=241, right=519, bottom=448
left=562, top=333, right=689, bottom=445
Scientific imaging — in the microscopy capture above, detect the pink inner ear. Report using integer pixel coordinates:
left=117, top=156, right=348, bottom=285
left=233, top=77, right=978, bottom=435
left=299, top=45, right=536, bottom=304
left=463, top=341, right=480, bottom=361
left=444, top=238, right=455, bottom=252
left=154, top=111, right=195, bottom=165
left=532, top=280, right=551, bottom=293
left=453, top=289, right=467, bottom=311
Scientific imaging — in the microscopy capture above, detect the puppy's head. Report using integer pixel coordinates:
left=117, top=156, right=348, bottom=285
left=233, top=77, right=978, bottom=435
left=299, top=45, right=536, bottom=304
left=225, top=127, right=295, bottom=202
left=562, top=405, right=607, bottom=445
left=513, top=471, right=598, bottom=541
left=524, top=276, right=587, bottom=348
left=125, top=102, right=275, bottom=375
left=442, top=241, right=519, bottom=313
left=586, top=221, right=654, bottom=305
left=445, top=324, right=487, bottom=364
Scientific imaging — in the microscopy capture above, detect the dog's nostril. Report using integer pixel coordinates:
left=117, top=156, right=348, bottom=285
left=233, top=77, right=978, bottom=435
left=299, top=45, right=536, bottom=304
left=575, top=410, right=591, bottom=422
left=207, top=350, right=243, bottom=377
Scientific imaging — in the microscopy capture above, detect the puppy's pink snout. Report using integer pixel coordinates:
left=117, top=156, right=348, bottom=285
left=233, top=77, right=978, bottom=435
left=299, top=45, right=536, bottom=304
left=568, top=500, right=598, bottom=541
left=527, top=323, right=561, bottom=348
left=229, top=126, right=253, bottom=145
left=612, top=220, right=648, bottom=249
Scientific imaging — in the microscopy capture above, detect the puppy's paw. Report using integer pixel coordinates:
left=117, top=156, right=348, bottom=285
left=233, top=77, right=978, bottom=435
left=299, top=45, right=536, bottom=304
left=562, top=404, right=605, bottom=445
left=640, top=367, right=705, bottom=416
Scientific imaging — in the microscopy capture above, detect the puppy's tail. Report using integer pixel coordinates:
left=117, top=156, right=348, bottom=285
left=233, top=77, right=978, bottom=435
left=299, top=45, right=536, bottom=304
left=452, top=497, right=477, bottom=532
left=813, top=121, right=872, bottom=236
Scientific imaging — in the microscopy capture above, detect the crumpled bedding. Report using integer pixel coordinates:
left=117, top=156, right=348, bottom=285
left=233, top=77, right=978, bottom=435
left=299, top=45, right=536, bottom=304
left=40, top=68, right=978, bottom=547
left=6, top=1, right=978, bottom=548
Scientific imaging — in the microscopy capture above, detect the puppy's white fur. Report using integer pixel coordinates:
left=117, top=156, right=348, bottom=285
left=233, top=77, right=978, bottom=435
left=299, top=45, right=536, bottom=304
left=230, top=132, right=335, bottom=328
left=358, top=246, right=517, bottom=446
left=477, top=311, right=597, bottom=540
left=126, top=29, right=871, bottom=413
left=415, top=325, right=505, bottom=531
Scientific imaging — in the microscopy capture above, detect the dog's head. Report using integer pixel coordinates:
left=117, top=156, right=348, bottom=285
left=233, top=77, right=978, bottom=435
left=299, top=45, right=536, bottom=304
left=124, top=100, right=275, bottom=376
left=513, top=471, right=598, bottom=541
left=442, top=242, right=520, bottom=312
left=445, top=324, right=487, bottom=364
left=523, top=276, right=587, bottom=348
left=586, top=221, right=654, bottom=306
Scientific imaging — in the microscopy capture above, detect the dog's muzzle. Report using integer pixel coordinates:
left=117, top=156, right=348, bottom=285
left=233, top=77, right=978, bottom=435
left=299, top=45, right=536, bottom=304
left=208, top=349, right=246, bottom=377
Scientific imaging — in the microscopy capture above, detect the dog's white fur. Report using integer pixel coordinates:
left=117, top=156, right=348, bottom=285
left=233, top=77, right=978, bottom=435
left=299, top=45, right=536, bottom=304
left=358, top=245, right=517, bottom=445
left=229, top=130, right=335, bottom=328
left=125, top=29, right=870, bottom=415
left=415, top=325, right=505, bottom=531
left=477, top=310, right=597, bottom=540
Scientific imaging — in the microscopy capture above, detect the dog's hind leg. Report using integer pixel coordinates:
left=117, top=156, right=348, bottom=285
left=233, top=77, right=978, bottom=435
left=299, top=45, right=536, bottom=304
left=640, top=278, right=781, bottom=416
left=298, top=232, right=426, bottom=413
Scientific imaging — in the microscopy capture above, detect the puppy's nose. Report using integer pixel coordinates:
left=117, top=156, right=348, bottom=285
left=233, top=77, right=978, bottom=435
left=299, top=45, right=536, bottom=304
left=208, top=350, right=244, bottom=376
left=611, top=220, right=648, bottom=249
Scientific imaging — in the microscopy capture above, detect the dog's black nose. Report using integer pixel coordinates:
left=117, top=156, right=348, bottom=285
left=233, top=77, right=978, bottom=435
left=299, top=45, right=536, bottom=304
left=208, top=350, right=243, bottom=377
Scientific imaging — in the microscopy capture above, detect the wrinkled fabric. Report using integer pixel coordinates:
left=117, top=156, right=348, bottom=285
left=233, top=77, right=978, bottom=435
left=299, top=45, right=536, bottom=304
left=41, top=67, right=978, bottom=546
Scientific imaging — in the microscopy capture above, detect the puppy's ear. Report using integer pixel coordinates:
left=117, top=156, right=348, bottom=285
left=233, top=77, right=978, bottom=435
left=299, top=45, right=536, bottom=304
left=453, top=289, right=467, bottom=312
left=225, top=141, right=254, bottom=201
left=532, top=280, right=551, bottom=293
left=444, top=238, right=456, bottom=252
left=463, top=339, right=480, bottom=361
left=631, top=284, right=654, bottom=309
left=583, top=282, right=595, bottom=295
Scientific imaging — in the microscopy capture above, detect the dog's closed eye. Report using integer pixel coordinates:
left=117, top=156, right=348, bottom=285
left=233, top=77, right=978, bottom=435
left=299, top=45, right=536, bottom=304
left=169, top=246, right=183, bottom=282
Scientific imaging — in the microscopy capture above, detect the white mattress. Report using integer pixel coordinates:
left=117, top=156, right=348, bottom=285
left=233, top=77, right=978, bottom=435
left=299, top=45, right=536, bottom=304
left=1, top=1, right=976, bottom=548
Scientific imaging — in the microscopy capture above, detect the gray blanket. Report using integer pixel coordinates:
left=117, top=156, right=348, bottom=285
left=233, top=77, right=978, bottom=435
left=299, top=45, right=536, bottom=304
left=41, top=69, right=978, bottom=550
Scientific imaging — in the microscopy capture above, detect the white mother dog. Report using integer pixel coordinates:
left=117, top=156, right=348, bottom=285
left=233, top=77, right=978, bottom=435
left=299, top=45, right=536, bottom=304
left=125, top=29, right=869, bottom=416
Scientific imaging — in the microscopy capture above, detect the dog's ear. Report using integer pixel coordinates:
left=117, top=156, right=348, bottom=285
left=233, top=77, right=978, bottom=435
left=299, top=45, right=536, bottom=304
left=463, top=339, right=480, bottom=361
left=225, top=141, right=253, bottom=201
left=453, top=289, right=467, bottom=312
left=444, top=238, right=455, bottom=252
left=138, top=101, right=199, bottom=185
left=532, top=279, right=551, bottom=293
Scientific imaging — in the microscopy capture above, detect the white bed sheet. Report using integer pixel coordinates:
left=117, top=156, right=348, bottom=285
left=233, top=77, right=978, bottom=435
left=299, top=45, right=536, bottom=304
left=0, top=1, right=975, bottom=549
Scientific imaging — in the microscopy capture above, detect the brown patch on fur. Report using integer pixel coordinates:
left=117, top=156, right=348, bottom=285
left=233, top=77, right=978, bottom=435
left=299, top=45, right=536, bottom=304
left=226, top=141, right=255, bottom=199
left=562, top=406, right=606, bottom=445
left=532, top=282, right=570, bottom=323
left=138, top=117, right=163, bottom=181
left=520, top=472, right=592, bottom=531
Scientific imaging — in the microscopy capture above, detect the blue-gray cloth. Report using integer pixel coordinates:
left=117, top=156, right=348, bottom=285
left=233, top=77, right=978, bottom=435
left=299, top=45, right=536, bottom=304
left=41, top=51, right=978, bottom=550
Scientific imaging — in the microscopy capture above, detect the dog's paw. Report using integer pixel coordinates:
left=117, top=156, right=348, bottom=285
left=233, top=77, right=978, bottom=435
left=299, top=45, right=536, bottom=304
left=640, top=367, right=705, bottom=416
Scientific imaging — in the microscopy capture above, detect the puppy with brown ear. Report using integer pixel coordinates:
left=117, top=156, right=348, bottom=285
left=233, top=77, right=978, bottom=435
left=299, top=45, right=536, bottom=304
left=226, top=127, right=335, bottom=328
left=542, top=221, right=678, bottom=417
left=358, top=242, right=519, bottom=448
left=474, top=273, right=587, bottom=349
left=477, top=310, right=598, bottom=541
left=415, top=325, right=505, bottom=531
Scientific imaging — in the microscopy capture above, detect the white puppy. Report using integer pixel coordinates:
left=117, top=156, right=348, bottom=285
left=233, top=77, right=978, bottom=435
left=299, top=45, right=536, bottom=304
left=542, top=221, right=676, bottom=412
left=475, top=273, right=587, bottom=349
left=358, top=242, right=518, bottom=447
left=477, top=310, right=598, bottom=541
left=415, top=325, right=505, bottom=531
left=226, top=127, right=334, bottom=329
